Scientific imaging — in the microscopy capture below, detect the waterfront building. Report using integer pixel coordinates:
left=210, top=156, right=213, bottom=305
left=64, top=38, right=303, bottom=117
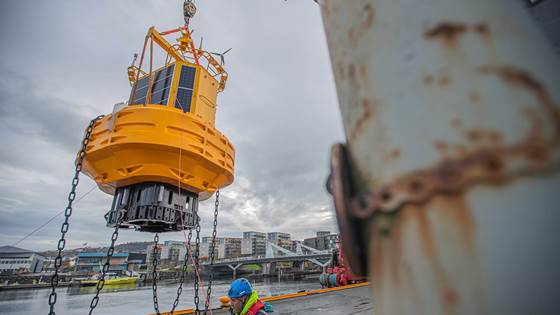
left=201, top=237, right=242, bottom=259
left=0, top=246, right=45, bottom=274
left=127, top=253, right=147, bottom=272
left=160, top=241, right=184, bottom=266
left=267, top=232, right=292, bottom=250
left=75, top=252, right=128, bottom=273
left=242, top=231, right=267, bottom=257
left=303, top=231, right=339, bottom=251
left=146, top=241, right=195, bottom=267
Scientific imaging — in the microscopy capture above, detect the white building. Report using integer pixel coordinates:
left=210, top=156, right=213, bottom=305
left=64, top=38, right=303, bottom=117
left=242, top=232, right=267, bottom=257
left=201, top=237, right=241, bottom=259
left=267, top=232, right=292, bottom=250
left=0, top=246, right=45, bottom=274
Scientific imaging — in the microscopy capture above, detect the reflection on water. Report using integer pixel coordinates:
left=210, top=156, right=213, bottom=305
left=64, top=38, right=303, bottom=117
left=68, top=283, right=139, bottom=295
left=0, top=278, right=321, bottom=315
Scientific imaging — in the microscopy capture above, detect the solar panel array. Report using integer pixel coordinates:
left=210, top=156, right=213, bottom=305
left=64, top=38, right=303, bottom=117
left=129, top=64, right=175, bottom=105
left=175, top=66, right=197, bottom=112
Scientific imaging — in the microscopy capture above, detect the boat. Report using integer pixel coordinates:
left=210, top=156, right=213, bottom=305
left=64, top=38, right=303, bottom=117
left=80, top=273, right=139, bottom=287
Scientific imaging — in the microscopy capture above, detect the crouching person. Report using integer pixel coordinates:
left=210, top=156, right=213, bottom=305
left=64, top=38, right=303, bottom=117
left=228, top=278, right=267, bottom=315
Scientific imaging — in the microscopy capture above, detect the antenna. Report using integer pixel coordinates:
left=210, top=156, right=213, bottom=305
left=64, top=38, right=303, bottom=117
left=130, top=53, right=138, bottom=67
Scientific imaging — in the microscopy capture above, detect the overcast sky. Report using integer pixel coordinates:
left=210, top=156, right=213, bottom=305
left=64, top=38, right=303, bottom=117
left=0, top=1, right=344, bottom=251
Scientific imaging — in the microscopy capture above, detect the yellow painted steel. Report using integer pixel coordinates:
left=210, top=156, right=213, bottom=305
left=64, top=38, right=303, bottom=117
left=81, top=26, right=234, bottom=199
left=148, top=282, right=370, bottom=315
left=80, top=276, right=138, bottom=286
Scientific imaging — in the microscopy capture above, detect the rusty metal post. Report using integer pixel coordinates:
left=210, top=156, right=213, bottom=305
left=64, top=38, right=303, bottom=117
left=320, top=0, right=560, bottom=314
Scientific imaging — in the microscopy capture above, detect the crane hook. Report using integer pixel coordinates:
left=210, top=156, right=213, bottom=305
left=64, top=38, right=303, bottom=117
left=183, top=0, right=197, bottom=25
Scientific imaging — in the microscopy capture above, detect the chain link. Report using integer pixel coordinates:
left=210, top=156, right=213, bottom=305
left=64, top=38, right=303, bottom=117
left=193, top=205, right=201, bottom=314
left=88, top=211, right=123, bottom=315
left=151, top=233, right=161, bottom=315
left=204, top=190, right=220, bottom=314
left=169, top=228, right=193, bottom=314
left=152, top=203, right=198, bottom=315
left=48, top=116, right=102, bottom=315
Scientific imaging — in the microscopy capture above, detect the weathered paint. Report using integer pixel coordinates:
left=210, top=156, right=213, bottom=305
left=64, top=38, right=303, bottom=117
left=320, top=0, right=560, bottom=314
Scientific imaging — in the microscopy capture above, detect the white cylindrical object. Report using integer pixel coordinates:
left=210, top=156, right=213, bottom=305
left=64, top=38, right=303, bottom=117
left=321, top=0, right=560, bottom=314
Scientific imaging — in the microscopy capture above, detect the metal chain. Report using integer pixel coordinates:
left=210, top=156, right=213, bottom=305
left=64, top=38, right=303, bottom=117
left=169, top=228, right=193, bottom=314
left=152, top=233, right=161, bottom=315
left=48, top=116, right=103, bottom=315
left=88, top=211, right=123, bottom=315
left=193, top=205, right=201, bottom=314
left=204, top=190, right=220, bottom=314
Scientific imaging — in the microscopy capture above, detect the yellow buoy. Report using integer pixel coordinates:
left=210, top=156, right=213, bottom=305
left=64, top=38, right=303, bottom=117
left=80, top=26, right=234, bottom=232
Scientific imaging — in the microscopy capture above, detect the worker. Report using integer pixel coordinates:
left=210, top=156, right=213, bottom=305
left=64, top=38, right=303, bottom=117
left=228, top=278, right=267, bottom=315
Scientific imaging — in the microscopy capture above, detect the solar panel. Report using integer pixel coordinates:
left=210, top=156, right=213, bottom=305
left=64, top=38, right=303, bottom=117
left=174, top=65, right=197, bottom=112
left=128, top=64, right=175, bottom=106
left=175, top=88, right=193, bottom=112
left=178, top=66, right=196, bottom=89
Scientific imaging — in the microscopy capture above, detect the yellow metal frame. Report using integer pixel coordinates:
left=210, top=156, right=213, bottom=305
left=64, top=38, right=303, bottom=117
left=81, top=26, right=235, bottom=198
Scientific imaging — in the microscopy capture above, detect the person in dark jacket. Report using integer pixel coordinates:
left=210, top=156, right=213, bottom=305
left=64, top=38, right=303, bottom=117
left=228, top=278, right=267, bottom=315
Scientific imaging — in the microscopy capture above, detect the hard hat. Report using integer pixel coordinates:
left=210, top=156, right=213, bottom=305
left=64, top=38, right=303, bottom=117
left=228, top=278, right=253, bottom=298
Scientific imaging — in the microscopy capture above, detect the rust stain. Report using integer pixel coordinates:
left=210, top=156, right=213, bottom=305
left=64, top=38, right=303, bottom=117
left=414, top=206, right=459, bottom=314
left=472, top=23, right=490, bottom=41
left=425, top=22, right=492, bottom=48
left=522, top=108, right=545, bottom=142
left=424, top=22, right=467, bottom=47
left=435, top=140, right=449, bottom=153
left=347, top=3, right=375, bottom=46
left=479, top=65, right=542, bottom=94
left=347, top=27, right=356, bottom=45
left=456, top=145, right=468, bottom=155
left=348, top=63, right=356, bottom=82
left=349, top=98, right=374, bottom=141
left=423, top=74, right=434, bottom=85
left=465, top=130, right=483, bottom=143
left=438, top=75, right=451, bottom=87
left=384, top=148, right=401, bottom=161
left=337, top=60, right=345, bottom=81
left=359, top=64, right=367, bottom=81
left=479, top=65, right=560, bottom=137
left=488, top=131, right=503, bottom=145
left=525, top=145, right=549, bottom=164
left=362, top=3, right=375, bottom=29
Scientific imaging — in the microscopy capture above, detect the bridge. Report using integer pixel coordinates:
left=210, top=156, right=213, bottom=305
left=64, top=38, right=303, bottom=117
left=203, top=241, right=333, bottom=278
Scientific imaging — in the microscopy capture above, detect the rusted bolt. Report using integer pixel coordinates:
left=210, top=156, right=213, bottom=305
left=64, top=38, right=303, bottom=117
left=437, top=164, right=461, bottom=182
left=409, top=179, right=424, bottom=194
left=483, top=156, right=503, bottom=172
left=381, top=190, right=392, bottom=202
left=526, top=146, right=547, bottom=163
left=351, top=193, right=375, bottom=219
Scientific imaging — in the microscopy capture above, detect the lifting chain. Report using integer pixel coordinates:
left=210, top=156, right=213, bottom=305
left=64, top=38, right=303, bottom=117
left=169, top=228, right=194, bottom=315
left=193, top=204, right=201, bottom=314
left=88, top=211, right=124, bottom=315
left=204, top=190, right=220, bottom=314
left=151, top=233, right=162, bottom=315
left=48, top=116, right=103, bottom=315
left=150, top=191, right=220, bottom=315
left=152, top=200, right=203, bottom=314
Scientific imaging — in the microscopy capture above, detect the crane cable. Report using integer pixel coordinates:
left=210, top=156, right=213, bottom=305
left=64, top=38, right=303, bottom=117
left=13, top=185, right=97, bottom=247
